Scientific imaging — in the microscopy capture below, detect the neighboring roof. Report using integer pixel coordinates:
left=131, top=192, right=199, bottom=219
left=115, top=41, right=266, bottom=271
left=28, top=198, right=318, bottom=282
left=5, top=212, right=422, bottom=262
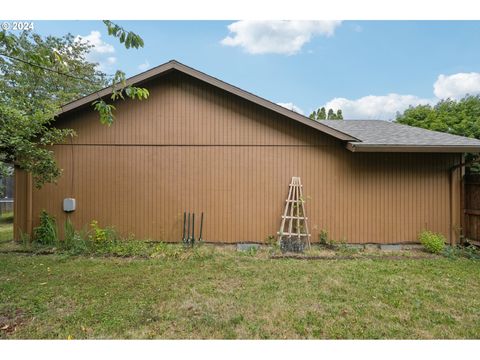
left=59, top=60, right=357, bottom=142
left=321, top=120, right=480, bottom=153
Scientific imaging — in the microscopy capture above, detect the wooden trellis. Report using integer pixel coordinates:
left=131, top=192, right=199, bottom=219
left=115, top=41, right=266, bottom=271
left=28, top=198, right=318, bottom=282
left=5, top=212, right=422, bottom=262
left=277, top=176, right=311, bottom=252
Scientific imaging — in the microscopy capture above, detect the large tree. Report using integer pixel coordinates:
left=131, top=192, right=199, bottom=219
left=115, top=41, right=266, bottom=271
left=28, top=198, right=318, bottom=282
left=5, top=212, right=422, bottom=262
left=395, top=95, right=480, bottom=139
left=0, top=22, right=148, bottom=187
left=396, top=95, right=480, bottom=171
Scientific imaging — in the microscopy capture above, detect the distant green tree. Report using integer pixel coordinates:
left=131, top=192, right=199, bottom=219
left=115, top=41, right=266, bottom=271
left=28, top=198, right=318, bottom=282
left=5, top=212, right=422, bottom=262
left=396, top=95, right=480, bottom=139
left=309, top=107, right=343, bottom=121
left=327, top=108, right=335, bottom=119
left=396, top=95, right=480, bottom=171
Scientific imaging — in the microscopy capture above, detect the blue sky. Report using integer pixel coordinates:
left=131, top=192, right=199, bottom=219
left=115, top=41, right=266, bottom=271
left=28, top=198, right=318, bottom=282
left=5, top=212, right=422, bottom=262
left=30, top=20, right=480, bottom=119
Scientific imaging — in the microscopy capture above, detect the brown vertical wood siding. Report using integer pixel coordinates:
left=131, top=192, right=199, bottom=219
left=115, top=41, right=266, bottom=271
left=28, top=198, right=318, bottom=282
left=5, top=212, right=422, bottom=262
left=14, top=72, right=461, bottom=243
left=13, top=168, right=28, bottom=241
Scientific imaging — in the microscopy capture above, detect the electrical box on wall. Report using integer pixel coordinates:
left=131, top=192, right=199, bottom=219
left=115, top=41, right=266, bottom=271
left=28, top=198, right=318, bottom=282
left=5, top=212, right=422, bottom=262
left=63, top=198, right=76, bottom=212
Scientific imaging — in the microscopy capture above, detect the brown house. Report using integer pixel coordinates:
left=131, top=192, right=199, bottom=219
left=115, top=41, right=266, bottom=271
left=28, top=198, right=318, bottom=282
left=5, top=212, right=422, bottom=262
left=14, top=60, right=480, bottom=244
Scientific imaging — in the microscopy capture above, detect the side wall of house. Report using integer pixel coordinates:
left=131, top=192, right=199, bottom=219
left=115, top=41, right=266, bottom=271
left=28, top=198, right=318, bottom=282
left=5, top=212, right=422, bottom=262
left=13, top=167, right=29, bottom=241
left=14, top=72, right=461, bottom=243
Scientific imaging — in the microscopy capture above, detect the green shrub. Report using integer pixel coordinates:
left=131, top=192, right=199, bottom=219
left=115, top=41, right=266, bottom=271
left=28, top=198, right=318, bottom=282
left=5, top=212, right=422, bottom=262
left=86, top=220, right=121, bottom=254
left=63, top=219, right=88, bottom=254
left=319, top=229, right=328, bottom=245
left=418, top=230, right=446, bottom=254
left=264, top=235, right=280, bottom=255
left=33, top=210, right=58, bottom=246
left=89, top=220, right=108, bottom=243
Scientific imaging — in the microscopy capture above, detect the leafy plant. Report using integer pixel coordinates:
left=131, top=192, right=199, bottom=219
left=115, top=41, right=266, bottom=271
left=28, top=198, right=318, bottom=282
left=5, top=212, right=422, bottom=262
left=265, top=235, right=276, bottom=246
left=86, top=220, right=123, bottom=254
left=418, top=230, right=446, bottom=254
left=33, top=210, right=58, bottom=245
left=62, top=218, right=88, bottom=254
left=334, top=237, right=358, bottom=254
left=63, top=218, right=75, bottom=246
left=327, top=238, right=337, bottom=248
left=89, top=220, right=108, bottom=243
left=319, top=229, right=328, bottom=245
left=464, top=245, right=480, bottom=259
left=443, top=244, right=480, bottom=260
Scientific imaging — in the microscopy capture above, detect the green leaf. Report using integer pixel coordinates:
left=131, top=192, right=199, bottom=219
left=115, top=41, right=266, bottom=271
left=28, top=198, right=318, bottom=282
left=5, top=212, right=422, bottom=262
left=103, top=20, right=144, bottom=49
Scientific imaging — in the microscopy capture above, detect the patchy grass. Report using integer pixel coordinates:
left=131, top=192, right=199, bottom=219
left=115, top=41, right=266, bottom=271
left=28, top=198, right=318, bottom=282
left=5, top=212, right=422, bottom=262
left=0, top=246, right=479, bottom=339
left=0, top=211, right=13, bottom=243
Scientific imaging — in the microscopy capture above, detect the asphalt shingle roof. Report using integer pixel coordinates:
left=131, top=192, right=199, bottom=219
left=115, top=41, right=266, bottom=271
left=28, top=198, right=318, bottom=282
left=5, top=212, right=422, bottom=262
left=320, top=120, right=480, bottom=149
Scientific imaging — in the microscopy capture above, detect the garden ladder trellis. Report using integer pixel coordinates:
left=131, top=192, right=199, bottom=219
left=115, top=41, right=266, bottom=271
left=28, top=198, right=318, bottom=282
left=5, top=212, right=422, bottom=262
left=277, top=176, right=311, bottom=251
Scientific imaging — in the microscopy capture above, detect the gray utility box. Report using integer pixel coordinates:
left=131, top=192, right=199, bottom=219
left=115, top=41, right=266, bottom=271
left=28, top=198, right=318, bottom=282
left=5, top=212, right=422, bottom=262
left=63, top=198, right=76, bottom=212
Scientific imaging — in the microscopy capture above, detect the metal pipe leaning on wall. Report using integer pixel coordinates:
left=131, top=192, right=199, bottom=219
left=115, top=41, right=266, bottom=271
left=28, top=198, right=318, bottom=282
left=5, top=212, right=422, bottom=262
left=189, top=213, right=195, bottom=245
left=198, top=212, right=204, bottom=242
left=182, top=211, right=187, bottom=243
left=182, top=211, right=204, bottom=245
left=186, top=213, right=190, bottom=244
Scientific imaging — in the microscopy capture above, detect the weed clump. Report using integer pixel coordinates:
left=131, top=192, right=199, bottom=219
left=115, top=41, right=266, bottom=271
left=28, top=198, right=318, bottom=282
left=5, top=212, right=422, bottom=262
left=418, top=230, right=446, bottom=254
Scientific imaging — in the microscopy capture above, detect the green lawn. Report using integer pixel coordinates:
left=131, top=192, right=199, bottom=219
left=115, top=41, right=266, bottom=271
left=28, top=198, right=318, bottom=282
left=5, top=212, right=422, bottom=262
left=0, top=247, right=479, bottom=339
left=0, top=211, right=13, bottom=243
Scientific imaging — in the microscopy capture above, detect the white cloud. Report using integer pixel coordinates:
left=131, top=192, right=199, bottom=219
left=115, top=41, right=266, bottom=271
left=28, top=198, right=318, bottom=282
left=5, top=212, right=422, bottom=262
left=138, top=60, right=150, bottom=71
left=277, top=102, right=304, bottom=115
left=221, top=20, right=342, bottom=55
left=320, top=71, right=480, bottom=120
left=324, top=94, right=434, bottom=120
left=75, top=30, right=116, bottom=71
left=433, top=72, right=480, bottom=99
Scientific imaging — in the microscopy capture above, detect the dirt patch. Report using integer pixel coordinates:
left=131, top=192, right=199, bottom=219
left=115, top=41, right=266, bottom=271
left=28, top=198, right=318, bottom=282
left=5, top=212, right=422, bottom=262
left=0, top=309, right=27, bottom=335
left=0, top=248, right=56, bottom=255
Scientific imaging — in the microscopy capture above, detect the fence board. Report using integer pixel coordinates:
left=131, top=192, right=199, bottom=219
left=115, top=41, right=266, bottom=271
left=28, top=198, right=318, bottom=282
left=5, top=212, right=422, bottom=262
left=465, top=174, right=480, bottom=241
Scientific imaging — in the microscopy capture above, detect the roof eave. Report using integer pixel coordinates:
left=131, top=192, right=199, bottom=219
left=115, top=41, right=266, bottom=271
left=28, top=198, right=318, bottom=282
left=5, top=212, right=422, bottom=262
left=60, top=62, right=177, bottom=114
left=346, top=143, right=480, bottom=153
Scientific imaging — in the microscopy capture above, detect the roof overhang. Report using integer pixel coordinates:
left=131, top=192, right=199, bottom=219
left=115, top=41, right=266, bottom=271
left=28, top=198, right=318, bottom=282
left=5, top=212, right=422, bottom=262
left=59, top=60, right=358, bottom=142
left=346, top=142, right=480, bottom=153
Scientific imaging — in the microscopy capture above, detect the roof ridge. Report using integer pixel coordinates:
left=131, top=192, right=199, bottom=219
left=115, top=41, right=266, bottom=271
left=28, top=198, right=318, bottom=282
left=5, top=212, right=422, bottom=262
left=58, top=60, right=359, bottom=142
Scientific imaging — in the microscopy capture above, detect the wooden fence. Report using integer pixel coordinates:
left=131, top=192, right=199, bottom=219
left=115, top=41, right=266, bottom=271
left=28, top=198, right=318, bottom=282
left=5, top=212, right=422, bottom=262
left=0, top=199, right=13, bottom=214
left=464, top=174, right=480, bottom=243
